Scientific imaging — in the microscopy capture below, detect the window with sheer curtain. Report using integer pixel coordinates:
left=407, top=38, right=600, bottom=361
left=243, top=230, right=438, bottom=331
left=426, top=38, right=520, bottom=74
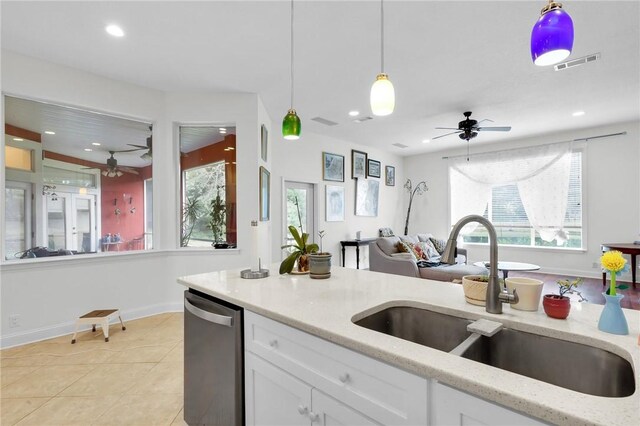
left=449, top=143, right=584, bottom=249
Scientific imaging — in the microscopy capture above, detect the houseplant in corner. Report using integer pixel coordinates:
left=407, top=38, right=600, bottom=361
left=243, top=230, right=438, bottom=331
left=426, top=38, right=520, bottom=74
left=279, top=225, right=318, bottom=274
left=309, top=230, right=332, bottom=279
left=598, top=251, right=629, bottom=335
left=542, top=277, right=585, bottom=319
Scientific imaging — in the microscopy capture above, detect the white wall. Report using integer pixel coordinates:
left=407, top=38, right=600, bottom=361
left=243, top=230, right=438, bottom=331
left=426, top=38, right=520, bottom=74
left=0, top=51, right=270, bottom=348
left=270, top=131, right=405, bottom=269
left=403, top=121, right=640, bottom=279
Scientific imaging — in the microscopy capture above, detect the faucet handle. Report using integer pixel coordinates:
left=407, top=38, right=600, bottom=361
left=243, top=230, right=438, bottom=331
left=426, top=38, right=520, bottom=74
left=499, top=288, right=519, bottom=304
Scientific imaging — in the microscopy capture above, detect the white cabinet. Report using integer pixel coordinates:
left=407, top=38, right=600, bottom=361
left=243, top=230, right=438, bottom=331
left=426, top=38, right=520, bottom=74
left=246, top=352, right=379, bottom=426
left=431, top=382, right=547, bottom=426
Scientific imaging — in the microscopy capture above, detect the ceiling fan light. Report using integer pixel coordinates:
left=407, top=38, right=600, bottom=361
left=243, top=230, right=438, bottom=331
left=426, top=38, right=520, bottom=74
left=282, top=109, right=301, bottom=140
left=101, top=170, right=108, bottom=177
left=531, top=4, right=574, bottom=66
left=116, top=171, right=124, bottom=177
left=370, top=73, right=395, bottom=116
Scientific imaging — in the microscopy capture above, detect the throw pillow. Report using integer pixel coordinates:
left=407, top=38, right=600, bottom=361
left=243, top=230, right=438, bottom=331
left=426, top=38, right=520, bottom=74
left=429, top=237, right=448, bottom=254
left=379, top=227, right=395, bottom=237
left=395, top=241, right=421, bottom=261
left=416, top=233, right=434, bottom=243
left=399, top=235, right=419, bottom=244
left=416, top=241, right=439, bottom=260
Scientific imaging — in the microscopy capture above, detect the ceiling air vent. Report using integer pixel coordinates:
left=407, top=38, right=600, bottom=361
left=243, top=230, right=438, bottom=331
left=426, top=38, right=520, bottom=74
left=311, top=117, right=338, bottom=126
left=392, top=143, right=408, bottom=149
left=353, top=116, right=373, bottom=123
left=554, top=53, right=600, bottom=71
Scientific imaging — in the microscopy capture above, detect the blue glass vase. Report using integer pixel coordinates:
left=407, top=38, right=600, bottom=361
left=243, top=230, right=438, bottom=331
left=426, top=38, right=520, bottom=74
left=597, top=293, right=629, bottom=335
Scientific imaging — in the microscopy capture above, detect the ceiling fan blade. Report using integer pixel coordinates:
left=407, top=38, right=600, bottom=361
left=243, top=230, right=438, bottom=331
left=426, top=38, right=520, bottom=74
left=476, top=119, right=494, bottom=125
left=434, top=127, right=460, bottom=130
left=127, top=144, right=148, bottom=149
left=113, top=148, right=144, bottom=153
left=118, top=166, right=139, bottom=175
left=432, top=131, right=463, bottom=140
left=477, top=126, right=511, bottom=132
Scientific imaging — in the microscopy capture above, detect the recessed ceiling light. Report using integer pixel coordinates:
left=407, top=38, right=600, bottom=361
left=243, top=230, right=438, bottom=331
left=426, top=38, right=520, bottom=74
left=45, top=131, right=55, bottom=135
left=227, top=147, right=235, bottom=150
left=349, top=111, right=360, bottom=117
left=12, top=138, right=24, bottom=141
left=572, top=111, right=585, bottom=117
left=92, top=142, right=101, bottom=146
left=84, top=148, right=93, bottom=152
left=219, top=128, right=226, bottom=131
left=106, top=24, right=125, bottom=37
left=422, top=139, right=430, bottom=144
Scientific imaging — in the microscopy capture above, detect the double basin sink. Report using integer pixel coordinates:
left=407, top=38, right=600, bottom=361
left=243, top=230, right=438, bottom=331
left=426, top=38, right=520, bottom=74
left=354, top=305, right=635, bottom=398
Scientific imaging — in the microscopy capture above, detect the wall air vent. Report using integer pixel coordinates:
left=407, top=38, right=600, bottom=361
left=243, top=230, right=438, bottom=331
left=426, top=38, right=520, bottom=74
left=554, top=53, right=600, bottom=71
left=392, top=143, right=408, bottom=149
left=353, top=116, right=373, bottom=123
left=311, top=117, right=338, bottom=126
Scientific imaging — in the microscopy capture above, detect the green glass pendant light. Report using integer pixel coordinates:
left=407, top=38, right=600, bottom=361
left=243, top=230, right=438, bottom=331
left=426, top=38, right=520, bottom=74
left=282, top=0, right=301, bottom=140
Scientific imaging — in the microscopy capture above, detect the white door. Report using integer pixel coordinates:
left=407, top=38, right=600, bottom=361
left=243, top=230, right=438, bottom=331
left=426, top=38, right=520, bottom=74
left=4, top=182, right=33, bottom=258
left=283, top=181, right=316, bottom=256
left=45, top=193, right=96, bottom=252
left=245, top=352, right=312, bottom=426
left=311, top=389, right=380, bottom=426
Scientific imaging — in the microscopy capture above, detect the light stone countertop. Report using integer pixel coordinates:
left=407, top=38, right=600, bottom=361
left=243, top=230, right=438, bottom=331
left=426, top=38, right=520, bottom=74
left=178, top=265, right=640, bottom=426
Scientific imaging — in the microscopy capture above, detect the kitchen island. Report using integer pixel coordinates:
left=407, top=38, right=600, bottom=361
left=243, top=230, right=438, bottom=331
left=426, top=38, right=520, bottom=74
left=178, top=265, right=639, bottom=426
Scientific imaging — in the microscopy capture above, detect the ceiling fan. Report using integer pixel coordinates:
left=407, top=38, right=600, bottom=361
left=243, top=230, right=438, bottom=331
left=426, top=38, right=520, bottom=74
left=127, top=125, right=152, bottom=160
left=433, top=111, right=511, bottom=141
left=84, top=151, right=139, bottom=177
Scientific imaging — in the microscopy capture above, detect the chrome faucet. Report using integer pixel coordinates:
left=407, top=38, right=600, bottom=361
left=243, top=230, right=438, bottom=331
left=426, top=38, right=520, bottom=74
left=441, top=215, right=518, bottom=314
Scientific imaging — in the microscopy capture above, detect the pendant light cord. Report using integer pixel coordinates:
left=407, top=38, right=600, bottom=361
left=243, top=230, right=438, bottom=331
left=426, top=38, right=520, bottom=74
left=290, top=0, right=295, bottom=109
left=380, top=0, right=384, bottom=73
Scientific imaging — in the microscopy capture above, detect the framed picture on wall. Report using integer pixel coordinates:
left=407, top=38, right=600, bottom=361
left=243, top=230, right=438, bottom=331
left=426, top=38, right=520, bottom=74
left=259, top=166, right=270, bottom=221
left=355, top=178, right=379, bottom=217
left=325, top=185, right=345, bottom=222
left=322, top=152, right=344, bottom=182
left=260, top=124, right=268, bottom=162
left=367, top=159, right=381, bottom=178
left=385, top=165, right=395, bottom=186
left=351, top=150, right=367, bottom=179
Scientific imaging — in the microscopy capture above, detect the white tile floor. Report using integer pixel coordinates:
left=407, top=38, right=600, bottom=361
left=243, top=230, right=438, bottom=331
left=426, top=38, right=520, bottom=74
left=1, top=312, right=186, bottom=426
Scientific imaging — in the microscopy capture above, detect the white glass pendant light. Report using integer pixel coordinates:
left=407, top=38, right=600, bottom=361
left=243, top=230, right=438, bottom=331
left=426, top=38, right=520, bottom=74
left=370, top=0, right=395, bottom=116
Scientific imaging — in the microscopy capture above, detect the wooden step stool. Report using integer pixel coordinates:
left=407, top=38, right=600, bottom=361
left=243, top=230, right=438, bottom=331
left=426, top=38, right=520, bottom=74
left=71, top=309, right=126, bottom=343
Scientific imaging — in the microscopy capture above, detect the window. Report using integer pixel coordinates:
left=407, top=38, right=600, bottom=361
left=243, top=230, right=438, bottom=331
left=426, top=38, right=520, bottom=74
left=180, top=125, right=237, bottom=248
left=462, top=152, right=583, bottom=249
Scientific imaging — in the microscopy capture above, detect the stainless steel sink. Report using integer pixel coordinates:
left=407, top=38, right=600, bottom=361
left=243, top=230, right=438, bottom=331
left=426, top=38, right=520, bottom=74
left=354, top=306, right=474, bottom=352
left=354, top=305, right=635, bottom=398
left=459, top=328, right=635, bottom=397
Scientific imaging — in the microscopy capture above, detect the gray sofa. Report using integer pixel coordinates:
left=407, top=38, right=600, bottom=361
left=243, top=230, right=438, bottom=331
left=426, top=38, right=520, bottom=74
left=369, top=234, right=487, bottom=282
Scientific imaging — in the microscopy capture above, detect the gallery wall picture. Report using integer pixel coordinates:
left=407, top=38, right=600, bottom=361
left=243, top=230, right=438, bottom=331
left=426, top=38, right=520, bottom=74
left=385, top=165, right=395, bottom=186
left=260, top=124, right=268, bottom=162
left=322, top=152, right=344, bottom=182
left=355, top=178, right=379, bottom=217
left=351, top=150, right=367, bottom=179
left=367, top=159, right=381, bottom=178
left=325, top=185, right=345, bottom=222
left=259, top=166, right=270, bottom=221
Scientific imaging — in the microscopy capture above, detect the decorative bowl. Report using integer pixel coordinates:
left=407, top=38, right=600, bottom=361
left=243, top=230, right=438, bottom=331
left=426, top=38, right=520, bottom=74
left=462, top=275, right=488, bottom=306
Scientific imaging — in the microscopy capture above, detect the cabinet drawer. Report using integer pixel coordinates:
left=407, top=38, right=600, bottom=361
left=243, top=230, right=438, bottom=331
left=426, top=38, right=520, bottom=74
left=245, top=311, right=427, bottom=425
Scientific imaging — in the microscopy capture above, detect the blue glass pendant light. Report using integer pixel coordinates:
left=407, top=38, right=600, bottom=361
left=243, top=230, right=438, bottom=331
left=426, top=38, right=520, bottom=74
left=531, top=1, right=574, bottom=66
left=282, top=0, right=301, bottom=140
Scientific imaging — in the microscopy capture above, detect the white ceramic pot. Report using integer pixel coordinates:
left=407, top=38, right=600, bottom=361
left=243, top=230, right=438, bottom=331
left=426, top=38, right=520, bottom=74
left=505, top=277, right=544, bottom=311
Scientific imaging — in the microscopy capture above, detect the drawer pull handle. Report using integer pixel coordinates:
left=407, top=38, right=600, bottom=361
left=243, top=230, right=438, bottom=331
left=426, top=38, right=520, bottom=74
left=269, top=339, right=278, bottom=348
left=339, top=373, right=350, bottom=383
left=297, top=405, right=308, bottom=415
left=309, top=412, right=320, bottom=422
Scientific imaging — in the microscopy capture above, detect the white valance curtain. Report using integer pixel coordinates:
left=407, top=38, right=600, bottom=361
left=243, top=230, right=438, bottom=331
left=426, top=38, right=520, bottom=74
left=449, top=142, right=573, bottom=243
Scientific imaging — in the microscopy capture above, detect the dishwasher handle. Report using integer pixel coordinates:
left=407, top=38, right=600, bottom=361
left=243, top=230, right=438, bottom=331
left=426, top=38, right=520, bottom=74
left=185, top=298, right=234, bottom=327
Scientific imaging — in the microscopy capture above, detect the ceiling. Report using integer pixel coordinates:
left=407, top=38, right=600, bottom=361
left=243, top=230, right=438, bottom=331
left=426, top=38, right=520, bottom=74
left=2, top=1, right=639, bottom=156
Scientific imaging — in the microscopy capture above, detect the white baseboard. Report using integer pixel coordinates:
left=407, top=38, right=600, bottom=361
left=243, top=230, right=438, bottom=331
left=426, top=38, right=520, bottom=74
left=0, top=302, right=184, bottom=349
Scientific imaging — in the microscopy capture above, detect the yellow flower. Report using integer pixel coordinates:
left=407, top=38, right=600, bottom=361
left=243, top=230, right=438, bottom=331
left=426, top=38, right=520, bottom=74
left=601, top=251, right=627, bottom=272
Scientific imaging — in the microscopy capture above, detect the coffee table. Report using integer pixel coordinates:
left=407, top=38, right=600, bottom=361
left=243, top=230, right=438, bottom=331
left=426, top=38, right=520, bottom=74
left=473, top=261, right=540, bottom=280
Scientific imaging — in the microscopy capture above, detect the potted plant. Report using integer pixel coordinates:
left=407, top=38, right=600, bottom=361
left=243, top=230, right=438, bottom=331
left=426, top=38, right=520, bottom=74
left=309, top=230, right=332, bottom=279
left=542, top=277, right=585, bottom=319
left=209, top=190, right=228, bottom=248
left=181, top=196, right=202, bottom=247
left=279, top=225, right=318, bottom=274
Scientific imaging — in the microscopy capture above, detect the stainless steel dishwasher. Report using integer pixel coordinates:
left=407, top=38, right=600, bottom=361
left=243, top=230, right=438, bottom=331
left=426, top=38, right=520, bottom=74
left=184, top=289, right=243, bottom=426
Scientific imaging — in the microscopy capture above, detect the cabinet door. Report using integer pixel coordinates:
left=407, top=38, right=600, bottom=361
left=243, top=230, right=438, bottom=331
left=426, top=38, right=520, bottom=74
left=432, top=383, right=547, bottom=426
left=311, top=389, right=381, bottom=426
left=245, top=352, right=312, bottom=426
